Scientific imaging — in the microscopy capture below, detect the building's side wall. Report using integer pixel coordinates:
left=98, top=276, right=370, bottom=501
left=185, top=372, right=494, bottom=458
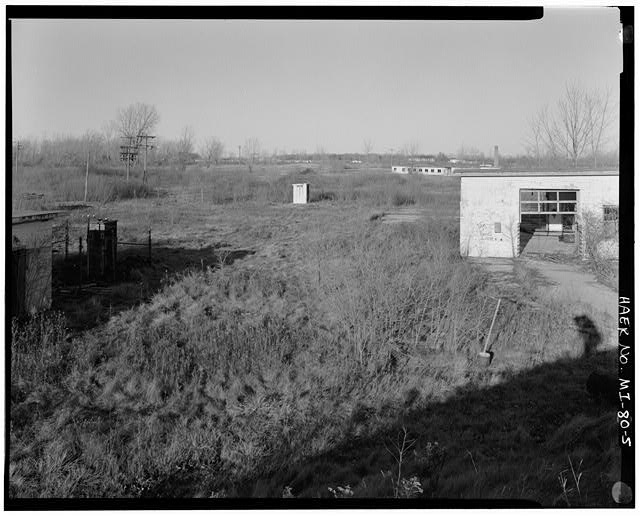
left=25, top=247, right=52, bottom=314
left=11, top=221, right=53, bottom=315
left=460, top=175, right=619, bottom=258
left=392, top=166, right=452, bottom=175
left=419, top=167, right=451, bottom=175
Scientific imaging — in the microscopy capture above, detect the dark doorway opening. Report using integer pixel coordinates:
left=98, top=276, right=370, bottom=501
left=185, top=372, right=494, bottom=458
left=519, top=189, right=578, bottom=255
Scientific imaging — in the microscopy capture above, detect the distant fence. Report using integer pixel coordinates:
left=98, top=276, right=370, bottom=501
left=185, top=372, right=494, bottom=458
left=52, top=220, right=152, bottom=262
left=52, top=219, right=153, bottom=290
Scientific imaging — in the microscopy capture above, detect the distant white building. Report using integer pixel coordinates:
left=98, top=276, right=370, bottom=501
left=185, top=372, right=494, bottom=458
left=392, top=165, right=453, bottom=176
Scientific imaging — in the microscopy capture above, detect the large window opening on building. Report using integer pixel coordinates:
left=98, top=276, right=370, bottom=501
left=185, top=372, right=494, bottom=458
left=519, top=189, right=578, bottom=255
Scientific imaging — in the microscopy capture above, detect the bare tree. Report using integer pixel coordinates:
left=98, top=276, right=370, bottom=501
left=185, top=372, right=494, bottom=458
left=177, top=126, right=195, bottom=169
left=524, top=113, right=543, bottom=167
left=363, top=139, right=373, bottom=167
left=201, top=137, right=224, bottom=167
left=101, top=120, right=120, bottom=162
left=243, top=137, right=261, bottom=165
left=314, top=144, right=328, bottom=168
left=401, top=141, right=420, bottom=161
left=81, top=130, right=104, bottom=163
left=554, top=83, right=592, bottom=167
left=537, top=105, right=560, bottom=161
left=457, top=143, right=482, bottom=162
left=115, top=103, right=159, bottom=178
left=585, top=87, right=614, bottom=168
left=116, top=102, right=159, bottom=140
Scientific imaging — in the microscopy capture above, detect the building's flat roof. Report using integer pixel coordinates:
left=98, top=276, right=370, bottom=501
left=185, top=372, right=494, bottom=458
left=457, top=169, right=619, bottom=177
left=12, top=210, right=64, bottom=224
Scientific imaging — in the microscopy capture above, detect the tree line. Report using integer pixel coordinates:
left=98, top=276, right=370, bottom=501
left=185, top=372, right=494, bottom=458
left=524, top=82, right=616, bottom=168
left=13, top=103, right=226, bottom=171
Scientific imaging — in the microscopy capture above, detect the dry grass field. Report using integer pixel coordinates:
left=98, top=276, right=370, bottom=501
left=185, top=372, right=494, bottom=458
left=9, top=163, right=620, bottom=504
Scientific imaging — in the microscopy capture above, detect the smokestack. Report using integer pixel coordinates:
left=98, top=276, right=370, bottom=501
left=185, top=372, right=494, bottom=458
left=493, top=145, right=500, bottom=168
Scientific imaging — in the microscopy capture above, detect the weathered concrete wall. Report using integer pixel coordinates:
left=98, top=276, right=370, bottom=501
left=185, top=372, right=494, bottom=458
left=12, top=220, right=53, bottom=315
left=460, top=174, right=619, bottom=258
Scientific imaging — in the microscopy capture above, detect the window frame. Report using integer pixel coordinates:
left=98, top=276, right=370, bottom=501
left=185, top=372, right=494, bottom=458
left=519, top=189, right=578, bottom=215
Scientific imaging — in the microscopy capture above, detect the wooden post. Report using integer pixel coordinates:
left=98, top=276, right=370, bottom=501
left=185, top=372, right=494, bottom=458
left=84, top=154, right=89, bottom=202
left=86, top=217, right=90, bottom=278
left=148, top=228, right=152, bottom=261
left=112, top=233, right=116, bottom=283
left=64, top=220, right=69, bottom=261
left=100, top=231, right=105, bottom=278
left=483, top=298, right=502, bottom=354
left=143, top=141, right=148, bottom=185
left=79, top=236, right=83, bottom=290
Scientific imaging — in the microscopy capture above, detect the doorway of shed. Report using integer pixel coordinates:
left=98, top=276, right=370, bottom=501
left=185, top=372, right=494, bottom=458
left=519, top=189, right=578, bottom=256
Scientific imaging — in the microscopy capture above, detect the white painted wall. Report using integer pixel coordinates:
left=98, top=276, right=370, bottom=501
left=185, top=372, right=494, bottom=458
left=460, top=174, right=619, bottom=257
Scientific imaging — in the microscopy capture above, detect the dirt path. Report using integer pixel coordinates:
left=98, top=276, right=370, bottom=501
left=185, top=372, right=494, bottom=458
left=471, top=256, right=618, bottom=347
left=522, top=257, right=618, bottom=344
left=522, top=257, right=617, bottom=316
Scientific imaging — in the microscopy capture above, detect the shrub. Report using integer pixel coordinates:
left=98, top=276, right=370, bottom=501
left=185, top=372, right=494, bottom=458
left=391, top=192, right=415, bottom=206
left=579, top=209, right=618, bottom=287
left=11, top=311, right=69, bottom=387
left=110, top=180, right=154, bottom=201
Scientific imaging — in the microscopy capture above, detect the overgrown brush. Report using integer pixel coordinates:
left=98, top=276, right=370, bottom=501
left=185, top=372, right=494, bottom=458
left=579, top=209, right=618, bottom=288
left=11, top=311, right=69, bottom=387
left=13, top=163, right=459, bottom=209
left=12, top=165, right=155, bottom=205
left=8, top=206, right=599, bottom=500
left=313, top=220, right=487, bottom=369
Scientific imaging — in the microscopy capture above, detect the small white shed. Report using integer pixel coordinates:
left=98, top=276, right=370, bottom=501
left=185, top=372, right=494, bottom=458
left=292, top=183, right=309, bottom=204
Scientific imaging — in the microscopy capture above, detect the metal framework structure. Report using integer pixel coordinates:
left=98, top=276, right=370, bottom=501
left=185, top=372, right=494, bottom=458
left=120, top=134, right=156, bottom=182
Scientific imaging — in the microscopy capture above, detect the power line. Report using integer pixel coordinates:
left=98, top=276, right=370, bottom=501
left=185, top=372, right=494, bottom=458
left=120, top=134, right=156, bottom=182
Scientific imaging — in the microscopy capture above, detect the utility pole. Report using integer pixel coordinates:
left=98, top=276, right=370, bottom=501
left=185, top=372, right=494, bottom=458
left=137, top=134, right=156, bottom=184
left=238, top=145, right=241, bottom=164
left=120, top=136, right=138, bottom=181
left=14, top=140, right=23, bottom=175
left=84, top=153, right=89, bottom=202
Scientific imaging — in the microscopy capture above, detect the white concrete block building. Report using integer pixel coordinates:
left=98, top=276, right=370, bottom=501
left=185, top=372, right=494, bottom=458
left=392, top=165, right=453, bottom=175
left=459, top=170, right=619, bottom=258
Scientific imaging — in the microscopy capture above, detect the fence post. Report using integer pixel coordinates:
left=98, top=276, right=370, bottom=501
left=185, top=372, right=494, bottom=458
left=148, top=228, right=152, bottom=261
left=65, top=220, right=69, bottom=261
left=79, top=236, right=83, bottom=290
left=86, top=230, right=90, bottom=278
left=112, top=234, right=116, bottom=283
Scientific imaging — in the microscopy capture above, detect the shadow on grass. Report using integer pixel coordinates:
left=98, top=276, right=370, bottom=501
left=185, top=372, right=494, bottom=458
left=224, top=348, right=620, bottom=507
left=52, top=244, right=255, bottom=331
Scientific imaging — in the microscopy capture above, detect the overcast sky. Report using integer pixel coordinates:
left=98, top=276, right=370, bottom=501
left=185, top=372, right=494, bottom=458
left=11, top=8, right=622, bottom=156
